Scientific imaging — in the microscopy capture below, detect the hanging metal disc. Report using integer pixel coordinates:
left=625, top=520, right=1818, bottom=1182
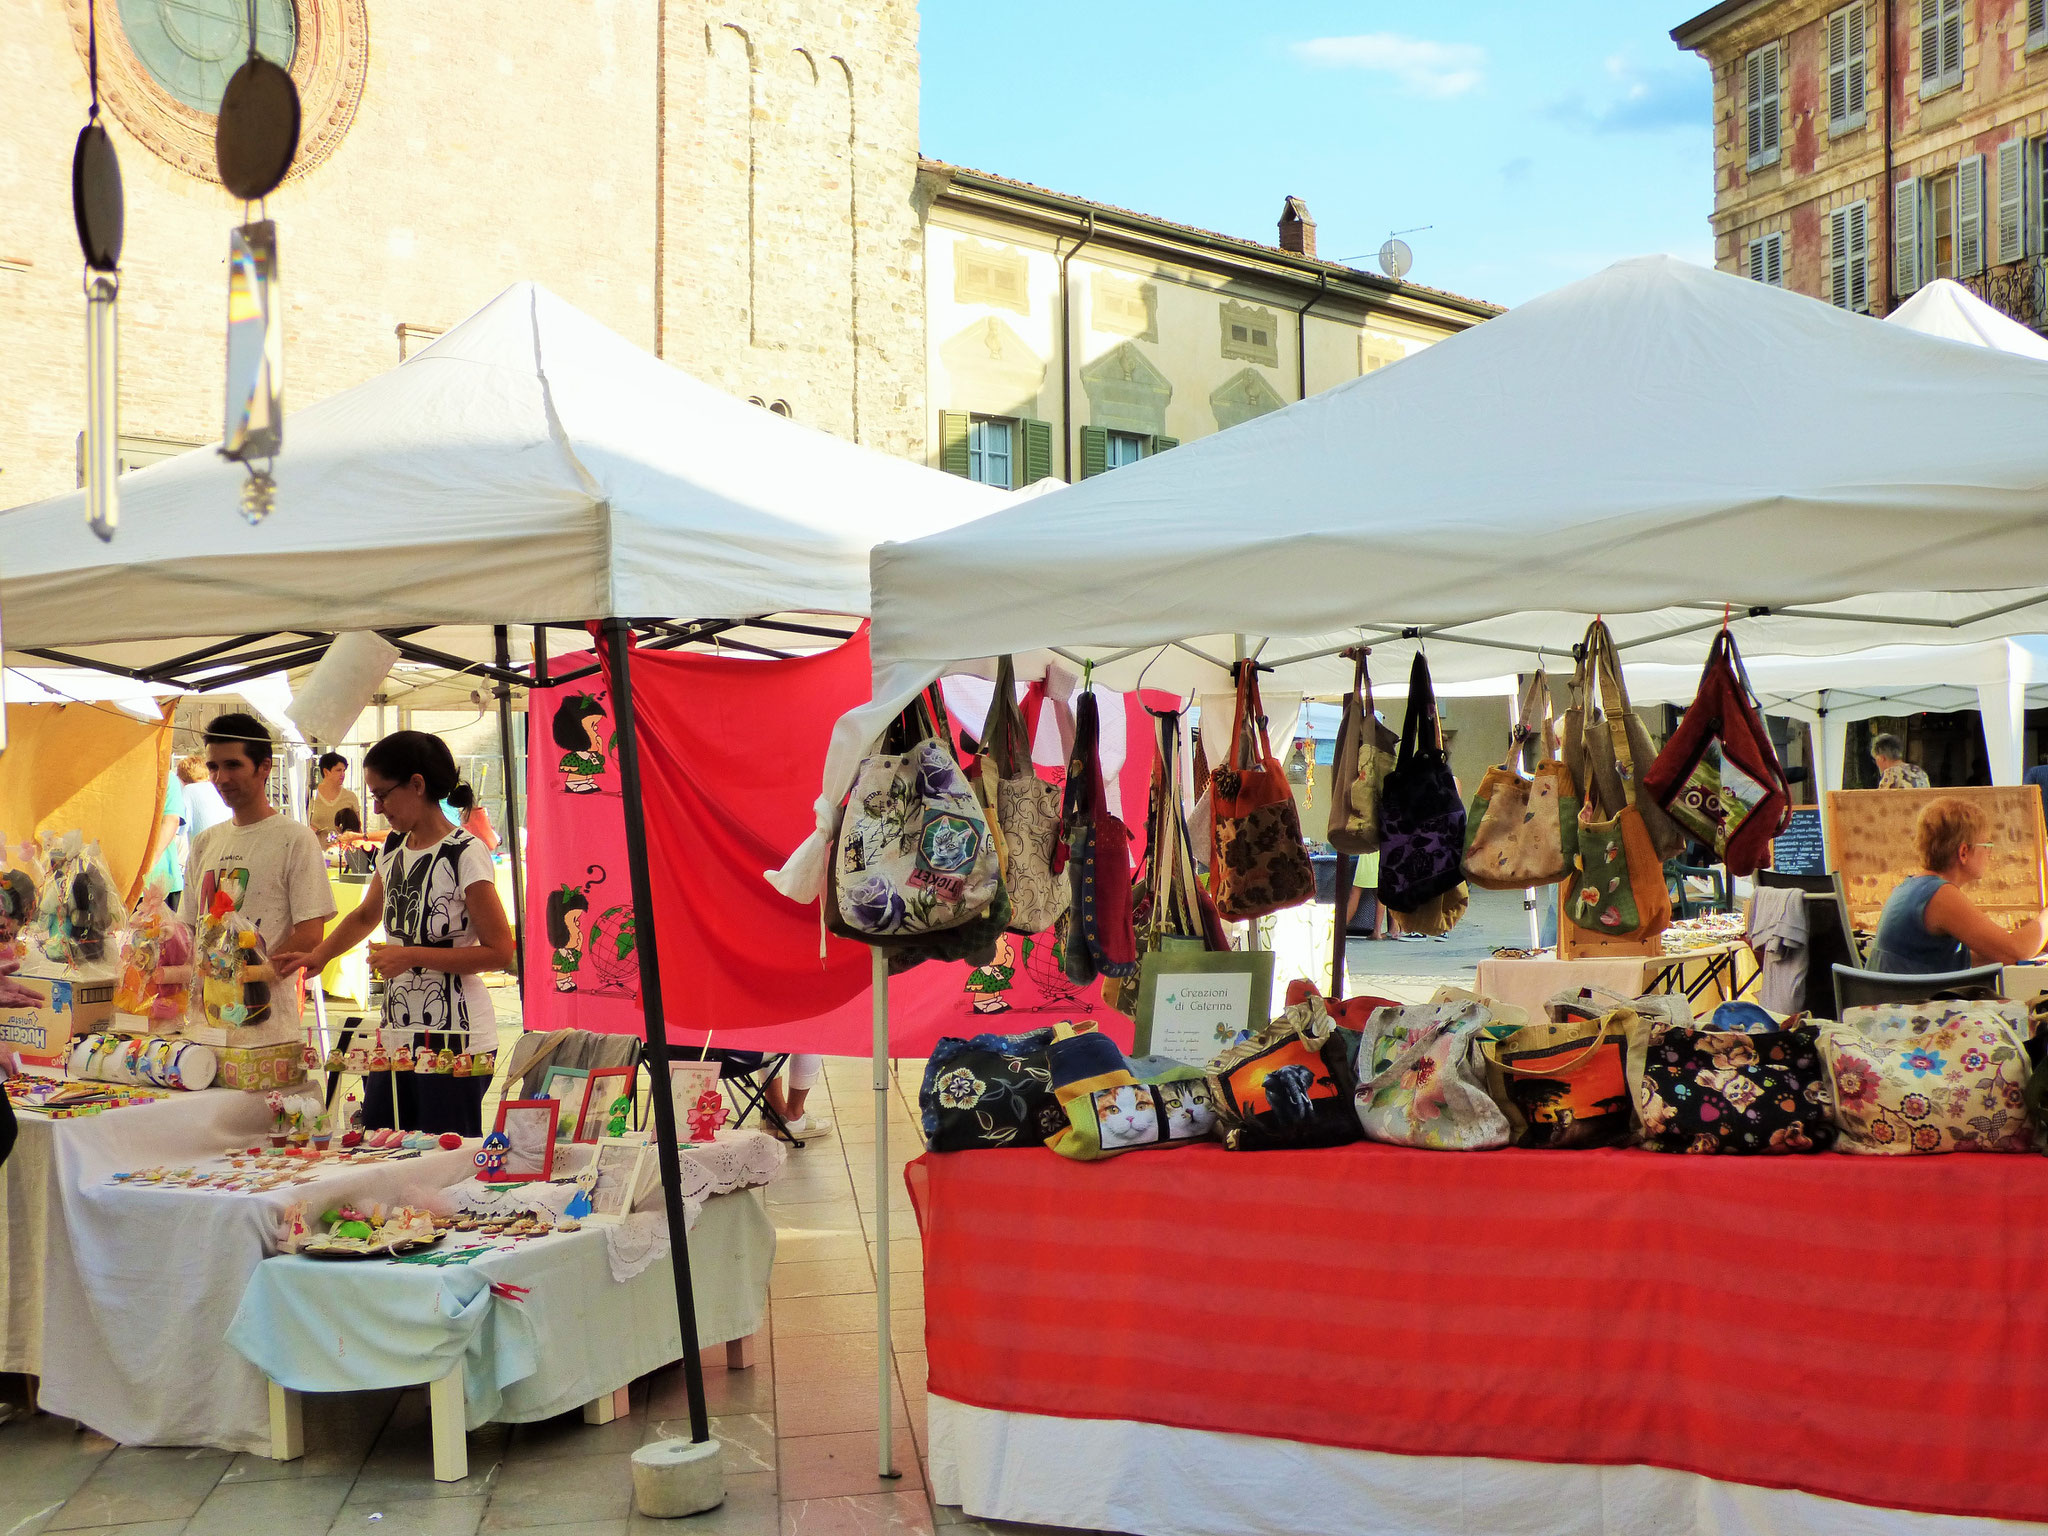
left=72, top=124, right=124, bottom=272
left=215, top=56, right=301, bottom=200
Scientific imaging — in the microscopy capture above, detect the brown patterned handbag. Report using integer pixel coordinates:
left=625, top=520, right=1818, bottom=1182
left=1209, top=665, right=1315, bottom=922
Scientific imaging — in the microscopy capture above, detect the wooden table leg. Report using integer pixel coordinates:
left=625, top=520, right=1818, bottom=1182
left=725, top=1332, right=757, bottom=1370
left=429, top=1363, right=467, bottom=1482
left=267, top=1381, right=303, bottom=1463
left=581, top=1385, right=630, bottom=1425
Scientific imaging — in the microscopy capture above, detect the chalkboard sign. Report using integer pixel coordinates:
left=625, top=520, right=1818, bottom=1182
left=1770, top=807, right=1826, bottom=876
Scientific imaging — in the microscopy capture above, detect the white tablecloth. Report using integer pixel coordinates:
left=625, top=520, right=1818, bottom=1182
left=35, top=1091, right=471, bottom=1453
left=227, top=1186, right=776, bottom=1428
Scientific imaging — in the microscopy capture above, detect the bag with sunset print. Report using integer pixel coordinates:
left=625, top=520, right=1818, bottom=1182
left=1205, top=992, right=1361, bottom=1151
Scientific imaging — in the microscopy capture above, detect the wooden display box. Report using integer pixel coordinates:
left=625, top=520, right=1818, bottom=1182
left=213, top=1039, right=306, bottom=1092
left=1556, top=886, right=1664, bottom=960
left=0, top=975, right=116, bottom=1066
left=1828, top=786, right=2048, bottom=932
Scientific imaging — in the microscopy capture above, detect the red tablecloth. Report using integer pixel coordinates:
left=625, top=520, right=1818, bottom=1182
left=906, top=1142, right=2048, bottom=1525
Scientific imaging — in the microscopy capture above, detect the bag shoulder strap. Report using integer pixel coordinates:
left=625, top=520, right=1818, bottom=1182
left=1398, top=652, right=1441, bottom=769
left=1509, top=669, right=1555, bottom=770
left=985, top=656, right=1031, bottom=778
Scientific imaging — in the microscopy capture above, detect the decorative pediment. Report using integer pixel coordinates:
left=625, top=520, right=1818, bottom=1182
left=1210, top=367, right=1286, bottom=431
left=938, top=317, right=1047, bottom=418
left=1080, top=342, right=1173, bottom=436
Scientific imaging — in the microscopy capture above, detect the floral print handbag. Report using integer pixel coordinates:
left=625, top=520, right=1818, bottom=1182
left=1820, top=1002, right=2035, bottom=1154
left=1624, top=1016, right=1835, bottom=1154
left=1354, top=1000, right=1510, bottom=1150
left=1209, top=665, right=1316, bottom=922
left=835, top=693, right=1002, bottom=942
left=919, top=1027, right=1066, bottom=1151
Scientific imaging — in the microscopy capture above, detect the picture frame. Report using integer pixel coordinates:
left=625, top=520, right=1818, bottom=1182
left=490, top=1099, right=561, bottom=1182
left=535, top=1065, right=589, bottom=1140
left=586, top=1135, right=653, bottom=1223
left=573, top=1065, right=637, bottom=1144
left=666, top=1059, right=721, bottom=1129
left=1132, top=947, right=1275, bottom=1067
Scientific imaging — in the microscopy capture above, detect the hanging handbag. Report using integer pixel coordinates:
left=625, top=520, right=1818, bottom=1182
left=1389, top=881, right=1468, bottom=937
left=1642, top=628, right=1792, bottom=877
left=1561, top=630, right=1673, bottom=941
left=1354, top=999, right=1511, bottom=1150
left=1462, top=670, right=1578, bottom=891
left=833, top=689, right=1002, bottom=942
left=1061, top=687, right=1140, bottom=984
left=983, top=657, right=1071, bottom=935
left=1376, top=652, right=1467, bottom=914
left=1562, top=621, right=1685, bottom=863
left=1327, top=650, right=1398, bottom=856
left=1209, top=665, right=1315, bottom=921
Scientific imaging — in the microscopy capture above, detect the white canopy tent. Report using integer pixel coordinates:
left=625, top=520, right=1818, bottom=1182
left=1887, top=276, right=2048, bottom=357
left=775, top=256, right=2048, bottom=900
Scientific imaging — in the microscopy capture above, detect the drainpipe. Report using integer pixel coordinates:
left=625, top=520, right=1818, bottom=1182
left=1057, top=212, right=1098, bottom=480
left=1294, top=271, right=1330, bottom=401
left=1881, top=0, right=1895, bottom=313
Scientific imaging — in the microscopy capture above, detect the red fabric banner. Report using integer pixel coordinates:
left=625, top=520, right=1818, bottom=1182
left=907, top=1143, right=2048, bottom=1525
left=523, top=638, right=1157, bottom=1055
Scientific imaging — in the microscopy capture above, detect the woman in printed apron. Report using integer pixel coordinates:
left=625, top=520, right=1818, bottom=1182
left=273, top=731, right=515, bottom=1135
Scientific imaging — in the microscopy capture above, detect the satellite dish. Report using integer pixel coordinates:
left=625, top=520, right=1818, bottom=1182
left=1378, top=238, right=1413, bottom=280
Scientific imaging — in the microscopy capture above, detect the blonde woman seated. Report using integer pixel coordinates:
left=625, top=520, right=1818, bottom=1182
left=1868, top=797, right=2048, bottom=974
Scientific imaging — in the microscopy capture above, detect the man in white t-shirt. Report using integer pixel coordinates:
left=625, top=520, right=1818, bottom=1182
left=181, top=713, right=335, bottom=957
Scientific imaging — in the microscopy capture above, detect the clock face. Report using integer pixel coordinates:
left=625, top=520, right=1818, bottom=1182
left=117, top=0, right=297, bottom=114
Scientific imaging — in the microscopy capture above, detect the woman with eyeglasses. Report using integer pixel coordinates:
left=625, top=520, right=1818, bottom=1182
left=1867, top=797, right=2048, bottom=974
left=272, top=731, right=514, bottom=1135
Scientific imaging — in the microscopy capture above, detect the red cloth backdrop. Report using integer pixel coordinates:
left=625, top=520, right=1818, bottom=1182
left=908, top=1142, right=2048, bottom=1526
left=523, top=635, right=1158, bottom=1055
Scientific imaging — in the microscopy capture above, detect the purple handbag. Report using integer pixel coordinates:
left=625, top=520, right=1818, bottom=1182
left=1376, top=653, right=1467, bottom=913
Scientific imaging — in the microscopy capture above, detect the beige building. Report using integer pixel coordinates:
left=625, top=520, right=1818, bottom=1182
left=0, top=0, right=925, bottom=508
left=1674, top=0, right=2048, bottom=324
left=917, top=163, right=1498, bottom=488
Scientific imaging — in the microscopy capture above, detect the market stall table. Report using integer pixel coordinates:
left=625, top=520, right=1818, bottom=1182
left=1473, top=939, right=1757, bottom=1023
left=227, top=1129, right=784, bottom=1479
left=909, top=1143, right=2048, bottom=1536
left=31, top=1092, right=471, bottom=1453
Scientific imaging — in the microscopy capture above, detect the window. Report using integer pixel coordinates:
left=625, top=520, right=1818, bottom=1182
left=1219, top=301, right=1280, bottom=367
left=1919, top=0, right=1964, bottom=98
left=1105, top=430, right=1146, bottom=469
left=1077, top=426, right=1181, bottom=477
left=1746, top=231, right=1785, bottom=287
left=2031, top=0, right=2047, bottom=51
left=1745, top=41, right=1782, bottom=170
left=1926, top=170, right=1958, bottom=278
left=953, top=241, right=1030, bottom=314
left=967, top=416, right=1013, bottom=489
left=1827, top=5, right=1867, bottom=133
left=1826, top=204, right=1870, bottom=312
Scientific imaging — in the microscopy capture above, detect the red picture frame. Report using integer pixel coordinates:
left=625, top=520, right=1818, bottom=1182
left=489, top=1099, right=561, bottom=1182
left=573, top=1066, right=637, bottom=1144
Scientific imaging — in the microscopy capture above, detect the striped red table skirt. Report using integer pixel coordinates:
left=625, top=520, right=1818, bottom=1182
left=905, top=1142, right=2048, bottom=1525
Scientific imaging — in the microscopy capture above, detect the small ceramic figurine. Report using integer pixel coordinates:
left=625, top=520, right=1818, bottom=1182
left=474, top=1131, right=511, bottom=1180
left=452, top=1052, right=473, bottom=1078
left=434, top=1046, right=457, bottom=1074
left=346, top=1044, right=369, bottom=1072
left=686, top=1086, right=729, bottom=1143
left=605, top=1093, right=633, bottom=1139
left=324, top=1045, right=345, bottom=1073
left=323, top=1204, right=374, bottom=1241
left=392, top=1042, right=413, bottom=1070
left=369, top=1041, right=390, bottom=1072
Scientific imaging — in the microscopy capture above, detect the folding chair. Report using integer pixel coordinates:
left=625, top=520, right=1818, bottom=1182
left=1831, top=962, right=2005, bottom=1017
left=672, top=1047, right=804, bottom=1147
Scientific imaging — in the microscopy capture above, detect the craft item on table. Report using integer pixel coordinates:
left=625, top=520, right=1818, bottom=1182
left=1044, top=1022, right=1219, bottom=1161
left=1481, top=995, right=1638, bottom=1149
left=918, top=1026, right=1063, bottom=1151
left=113, top=884, right=193, bottom=1022
left=572, top=1065, right=636, bottom=1142
left=435, top=1046, right=456, bottom=1074
left=197, top=890, right=277, bottom=1028
left=474, top=1131, right=512, bottom=1180
left=0, top=864, right=39, bottom=949
left=66, top=1031, right=217, bottom=1091
left=345, top=1042, right=368, bottom=1071
left=1354, top=998, right=1512, bottom=1151
left=1206, top=992, right=1363, bottom=1151
left=277, top=1202, right=310, bottom=1253
left=1625, top=1013, right=1834, bottom=1154
left=368, top=1039, right=390, bottom=1071
left=686, top=1087, right=728, bottom=1143
left=35, top=832, right=122, bottom=967
left=392, top=1041, right=413, bottom=1070
left=1820, top=1000, right=2035, bottom=1154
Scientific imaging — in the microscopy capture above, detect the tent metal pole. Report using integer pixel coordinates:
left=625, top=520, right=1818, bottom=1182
left=1330, top=853, right=1352, bottom=999
left=599, top=616, right=710, bottom=1445
left=872, top=946, right=898, bottom=1479
left=1234, top=635, right=1261, bottom=953
left=492, top=626, right=527, bottom=995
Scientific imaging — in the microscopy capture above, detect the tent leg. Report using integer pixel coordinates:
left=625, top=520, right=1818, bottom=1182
left=601, top=617, right=710, bottom=1445
left=493, top=625, right=527, bottom=996
left=1525, top=888, right=1541, bottom=950
left=873, top=947, right=899, bottom=1479
left=1233, top=635, right=1261, bottom=954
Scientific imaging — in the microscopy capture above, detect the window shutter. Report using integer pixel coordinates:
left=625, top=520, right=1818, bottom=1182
left=1828, top=10, right=1850, bottom=125
left=1078, top=426, right=1107, bottom=479
left=938, top=411, right=970, bottom=477
left=1895, top=175, right=1921, bottom=294
left=1959, top=152, right=1986, bottom=275
left=2033, top=0, right=2047, bottom=42
left=1759, top=44, right=1781, bottom=162
left=1849, top=201, right=1871, bottom=312
left=1998, top=138, right=2026, bottom=265
left=1152, top=436, right=1179, bottom=453
left=1920, top=0, right=1942, bottom=91
left=1827, top=211, right=1849, bottom=306
left=1845, top=3, right=1867, bottom=117
left=1941, top=0, right=1963, bottom=83
left=1748, top=238, right=1766, bottom=283
left=1021, top=419, right=1054, bottom=486
left=1746, top=50, right=1766, bottom=163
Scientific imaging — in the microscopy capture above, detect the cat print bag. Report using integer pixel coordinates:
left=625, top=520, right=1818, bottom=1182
left=1045, top=1022, right=1220, bottom=1160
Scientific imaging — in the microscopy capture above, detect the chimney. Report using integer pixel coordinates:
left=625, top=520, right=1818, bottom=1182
left=1278, top=196, right=1316, bottom=257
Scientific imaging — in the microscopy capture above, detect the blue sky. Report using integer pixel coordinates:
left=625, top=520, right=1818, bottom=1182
left=919, top=0, right=1717, bottom=309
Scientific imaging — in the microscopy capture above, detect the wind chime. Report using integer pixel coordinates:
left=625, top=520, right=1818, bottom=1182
left=73, top=3, right=123, bottom=543
left=214, top=0, right=300, bottom=522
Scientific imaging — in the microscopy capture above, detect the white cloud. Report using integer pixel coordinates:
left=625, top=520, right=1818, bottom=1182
left=1291, top=34, right=1485, bottom=99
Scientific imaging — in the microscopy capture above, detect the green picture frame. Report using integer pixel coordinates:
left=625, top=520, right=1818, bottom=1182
left=1132, top=947, right=1276, bottom=1067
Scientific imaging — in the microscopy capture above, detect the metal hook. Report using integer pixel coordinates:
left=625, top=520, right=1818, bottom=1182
left=1132, top=644, right=1169, bottom=696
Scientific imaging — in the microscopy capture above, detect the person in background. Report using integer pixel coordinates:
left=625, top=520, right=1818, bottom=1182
left=308, top=752, right=362, bottom=845
left=140, top=766, right=186, bottom=908
left=272, top=731, right=513, bottom=1136
left=1868, top=797, right=2046, bottom=973
left=329, top=806, right=378, bottom=876
left=1872, top=732, right=1930, bottom=790
left=178, top=752, right=233, bottom=841
left=764, top=1054, right=832, bottom=1139
left=446, top=784, right=500, bottom=852
left=2024, top=760, right=2048, bottom=804
left=182, top=714, right=335, bottom=959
